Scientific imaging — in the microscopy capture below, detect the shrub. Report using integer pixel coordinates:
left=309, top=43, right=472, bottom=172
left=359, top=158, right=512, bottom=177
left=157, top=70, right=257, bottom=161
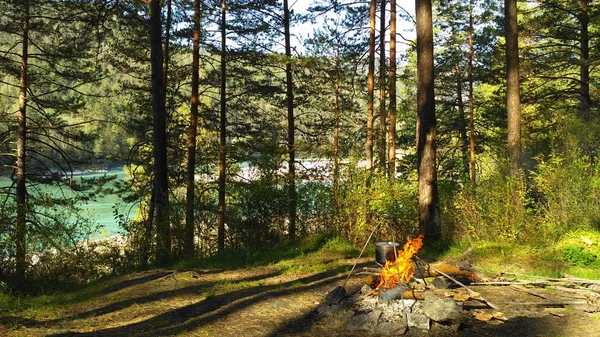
left=562, top=246, right=599, bottom=267
left=336, top=164, right=419, bottom=244
left=449, top=169, right=531, bottom=241
left=533, top=153, right=600, bottom=237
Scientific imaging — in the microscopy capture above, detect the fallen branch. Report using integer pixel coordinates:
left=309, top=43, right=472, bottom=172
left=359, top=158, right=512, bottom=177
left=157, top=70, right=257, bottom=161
left=510, top=285, right=549, bottom=300
left=415, top=257, right=497, bottom=310
left=471, top=281, right=551, bottom=286
left=500, top=272, right=600, bottom=285
left=364, top=263, right=483, bottom=283
left=362, top=267, right=383, bottom=274
left=420, top=263, right=483, bottom=283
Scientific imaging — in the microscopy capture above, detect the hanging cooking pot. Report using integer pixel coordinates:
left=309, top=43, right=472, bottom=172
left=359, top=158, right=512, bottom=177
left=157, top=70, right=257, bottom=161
left=375, top=241, right=400, bottom=264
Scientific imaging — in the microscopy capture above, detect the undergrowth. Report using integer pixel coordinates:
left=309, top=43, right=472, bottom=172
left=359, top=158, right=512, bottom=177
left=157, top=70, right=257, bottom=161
left=437, top=229, right=600, bottom=280
left=173, top=232, right=357, bottom=271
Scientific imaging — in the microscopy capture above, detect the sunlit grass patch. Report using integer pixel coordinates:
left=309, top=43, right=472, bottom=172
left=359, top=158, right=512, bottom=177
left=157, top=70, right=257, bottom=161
left=434, top=231, right=600, bottom=280
left=174, top=233, right=358, bottom=273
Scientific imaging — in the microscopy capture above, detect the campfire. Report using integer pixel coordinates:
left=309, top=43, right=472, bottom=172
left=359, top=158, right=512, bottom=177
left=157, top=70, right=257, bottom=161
left=374, top=235, right=423, bottom=292
left=318, top=234, right=503, bottom=335
left=319, top=231, right=600, bottom=335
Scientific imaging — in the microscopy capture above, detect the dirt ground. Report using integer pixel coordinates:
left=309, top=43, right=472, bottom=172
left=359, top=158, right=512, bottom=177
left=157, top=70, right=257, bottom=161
left=2, top=259, right=599, bottom=337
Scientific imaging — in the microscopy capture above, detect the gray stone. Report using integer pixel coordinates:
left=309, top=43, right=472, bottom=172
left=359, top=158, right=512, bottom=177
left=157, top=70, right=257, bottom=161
left=347, top=309, right=382, bottom=332
left=360, top=284, right=374, bottom=295
left=422, top=293, right=463, bottom=323
left=317, top=303, right=342, bottom=316
left=325, top=285, right=346, bottom=304
left=352, top=293, right=379, bottom=312
left=336, top=309, right=355, bottom=323
left=431, top=277, right=452, bottom=289
left=380, top=299, right=420, bottom=322
left=455, top=260, right=473, bottom=270
left=375, top=321, right=408, bottom=336
left=378, top=284, right=407, bottom=303
left=407, top=312, right=430, bottom=330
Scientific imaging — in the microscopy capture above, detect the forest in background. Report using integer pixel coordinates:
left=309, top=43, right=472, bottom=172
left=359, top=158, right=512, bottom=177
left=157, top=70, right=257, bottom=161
left=1, top=0, right=600, bottom=290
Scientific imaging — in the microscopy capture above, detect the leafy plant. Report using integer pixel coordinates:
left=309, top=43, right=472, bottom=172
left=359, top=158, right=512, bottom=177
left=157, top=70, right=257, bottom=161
left=562, top=246, right=599, bottom=267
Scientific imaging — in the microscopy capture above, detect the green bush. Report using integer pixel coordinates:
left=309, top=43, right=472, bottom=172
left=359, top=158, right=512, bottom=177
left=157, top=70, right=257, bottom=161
left=449, top=168, right=531, bottom=241
left=562, top=245, right=599, bottom=267
left=533, top=152, right=600, bottom=237
left=336, top=165, right=419, bottom=245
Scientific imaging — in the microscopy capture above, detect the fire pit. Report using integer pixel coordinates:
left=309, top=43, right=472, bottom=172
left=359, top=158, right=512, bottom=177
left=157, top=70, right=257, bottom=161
left=318, top=235, right=499, bottom=335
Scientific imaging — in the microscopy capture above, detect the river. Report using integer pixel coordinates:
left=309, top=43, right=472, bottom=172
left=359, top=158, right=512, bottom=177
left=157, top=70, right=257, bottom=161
left=0, top=170, right=137, bottom=238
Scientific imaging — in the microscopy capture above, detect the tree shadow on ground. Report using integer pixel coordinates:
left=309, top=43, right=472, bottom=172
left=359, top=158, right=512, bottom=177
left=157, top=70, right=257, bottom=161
left=7, top=270, right=282, bottom=329
left=262, top=310, right=582, bottom=337
left=456, top=315, right=577, bottom=337
left=263, top=310, right=321, bottom=337
left=98, top=271, right=172, bottom=295
left=48, top=263, right=368, bottom=337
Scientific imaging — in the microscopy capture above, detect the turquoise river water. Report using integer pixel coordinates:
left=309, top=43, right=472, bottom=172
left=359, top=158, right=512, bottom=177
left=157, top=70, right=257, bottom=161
left=0, top=171, right=137, bottom=238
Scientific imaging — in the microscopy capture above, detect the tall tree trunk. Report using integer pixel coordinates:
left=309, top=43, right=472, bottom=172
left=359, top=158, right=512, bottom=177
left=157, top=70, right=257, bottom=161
left=579, top=0, right=590, bottom=122
left=388, top=0, right=397, bottom=183
left=416, top=0, right=440, bottom=242
left=185, top=0, right=201, bottom=256
left=149, top=0, right=170, bottom=265
left=456, top=64, right=469, bottom=178
left=218, top=0, right=227, bottom=253
left=378, top=0, right=386, bottom=172
left=333, top=56, right=340, bottom=226
left=366, top=0, right=376, bottom=171
left=505, top=0, right=522, bottom=177
left=16, top=0, right=30, bottom=281
left=163, top=0, right=171, bottom=95
left=468, top=0, right=476, bottom=187
left=283, top=0, right=296, bottom=239
left=141, top=185, right=154, bottom=266
left=365, top=0, right=377, bottom=226
left=450, top=14, right=468, bottom=180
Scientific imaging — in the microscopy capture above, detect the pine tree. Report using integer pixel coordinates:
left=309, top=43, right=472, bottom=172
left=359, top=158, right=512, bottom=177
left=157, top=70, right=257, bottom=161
left=416, top=0, right=440, bottom=241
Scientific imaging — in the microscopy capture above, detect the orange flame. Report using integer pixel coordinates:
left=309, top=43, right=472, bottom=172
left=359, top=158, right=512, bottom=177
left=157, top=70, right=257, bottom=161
left=376, top=235, right=424, bottom=290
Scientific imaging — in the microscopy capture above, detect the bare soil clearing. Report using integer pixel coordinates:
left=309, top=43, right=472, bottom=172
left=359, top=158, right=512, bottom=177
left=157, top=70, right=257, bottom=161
left=1, top=258, right=599, bottom=337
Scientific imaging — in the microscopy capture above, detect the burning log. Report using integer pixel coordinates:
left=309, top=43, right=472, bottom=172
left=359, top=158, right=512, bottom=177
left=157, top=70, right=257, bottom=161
left=362, top=262, right=483, bottom=284
left=365, top=275, right=381, bottom=288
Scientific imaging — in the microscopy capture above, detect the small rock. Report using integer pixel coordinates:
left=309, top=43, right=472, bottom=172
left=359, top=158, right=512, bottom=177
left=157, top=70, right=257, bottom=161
left=431, top=277, right=452, bottom=289
left=422, top=293, right=463, bottom=323
left=317, top=303, right=342, bottom=316
left=407, top=312, right=430, bottom=330
left=352, top=293, right=379, bottom=311
left=325, top=286, right=346, bottom=304
left=336, top=309, right=355, bottom=323
left=360, top=284, right=374, bottom=295
left=455, top=260, right=473, bottom=270
left=375, top=321, right=408, bottom=335
left=378, top=284, right=407, bottom=303
left=316, top=303, right=328, bottom=314
left=380, top=299, right=419, bottom=321
left=347, top=310, right=382, bottom=332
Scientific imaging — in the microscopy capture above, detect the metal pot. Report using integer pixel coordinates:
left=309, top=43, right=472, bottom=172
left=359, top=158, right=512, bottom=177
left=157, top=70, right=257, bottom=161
left=375, top=241, right=400, bottom=264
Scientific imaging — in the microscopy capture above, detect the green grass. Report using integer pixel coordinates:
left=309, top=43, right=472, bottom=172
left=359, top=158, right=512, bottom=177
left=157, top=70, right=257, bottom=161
left=3, top=229, right=599, bottom=334
left=173, top=233, right=357, bottom=272
left=433, top=230, right=600, bottom=280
